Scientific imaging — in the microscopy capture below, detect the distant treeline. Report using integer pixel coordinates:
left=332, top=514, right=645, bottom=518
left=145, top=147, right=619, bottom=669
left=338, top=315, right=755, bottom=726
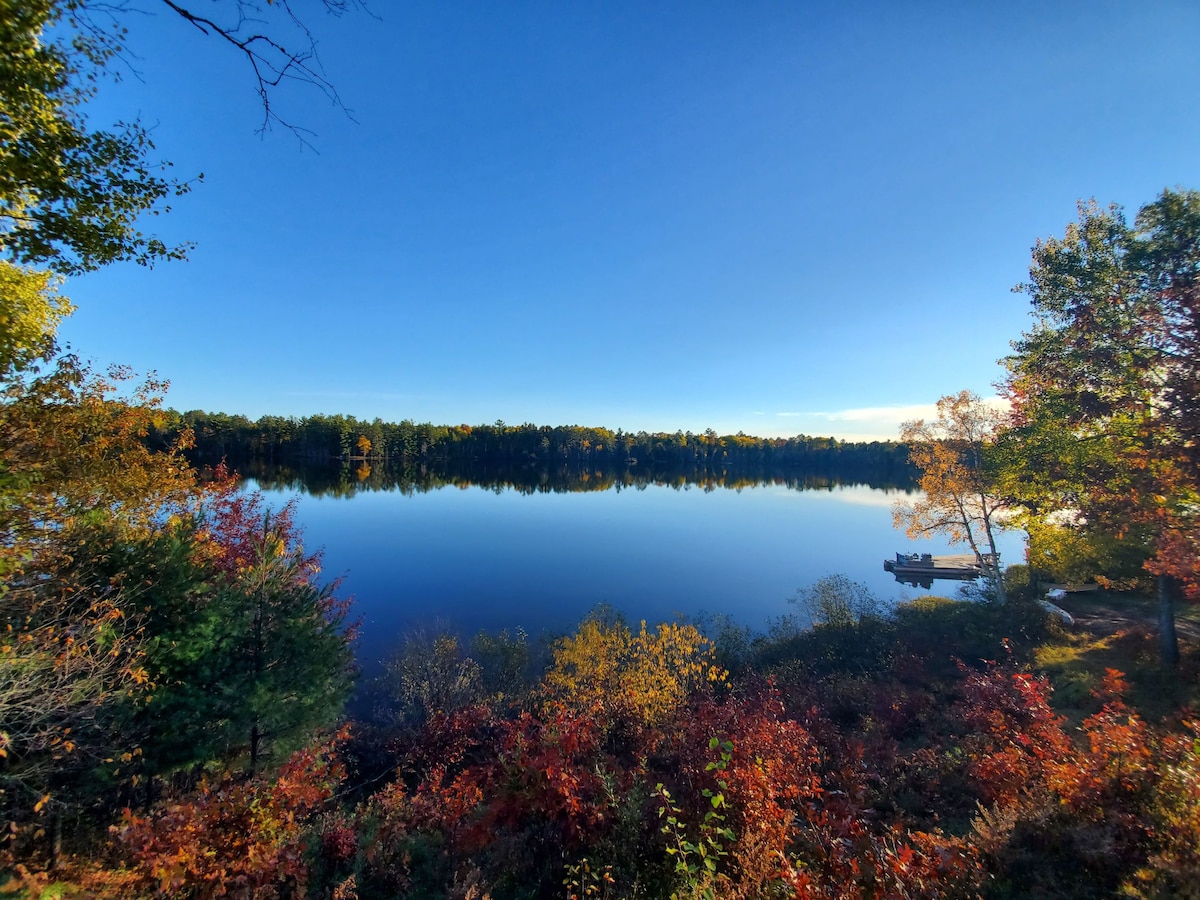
left=154, top=410, right=914, bottom=478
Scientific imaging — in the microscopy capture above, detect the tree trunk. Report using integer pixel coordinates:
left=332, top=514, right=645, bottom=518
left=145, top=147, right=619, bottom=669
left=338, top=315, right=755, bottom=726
left=981, top=519, right=1007, bottom=604
left=48, top=810, right=61, bottom=870
left=250, top=721, right=260, bottom=774
left=957, top=495, right=1008, bottom=604
left=1159, top=573, right=1180, bottom=669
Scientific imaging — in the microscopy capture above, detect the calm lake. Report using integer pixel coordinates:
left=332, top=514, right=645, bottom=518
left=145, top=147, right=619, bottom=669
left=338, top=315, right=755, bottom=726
left=245, top=468, right=1025, bottom=667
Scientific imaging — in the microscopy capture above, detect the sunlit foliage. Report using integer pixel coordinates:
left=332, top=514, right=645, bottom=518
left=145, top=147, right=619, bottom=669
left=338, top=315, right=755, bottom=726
left=0, top=0, right=192, bottom=274
left=895, top=390, right=1011, bottom=602
left=0, top=262, right=71, bottom=377
left=0, top=359, right=197, bottom=837
left=544, top=615, right=728, bottom=725
left=117, top=727, right=350, bottom=899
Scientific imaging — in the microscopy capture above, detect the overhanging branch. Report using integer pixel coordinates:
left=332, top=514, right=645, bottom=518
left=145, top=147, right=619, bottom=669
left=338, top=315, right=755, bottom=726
left=156, top=0, right=361, bottom=145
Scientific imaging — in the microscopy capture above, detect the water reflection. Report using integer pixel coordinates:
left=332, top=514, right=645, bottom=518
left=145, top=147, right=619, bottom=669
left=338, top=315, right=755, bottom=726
left=235, top=458, right=914, bottom=499
left=237, top=462, right=1024, bottom=672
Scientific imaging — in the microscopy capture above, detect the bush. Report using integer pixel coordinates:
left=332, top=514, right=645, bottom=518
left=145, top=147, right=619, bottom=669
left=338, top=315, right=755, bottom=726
left=792, top=574, right=884, bottom=628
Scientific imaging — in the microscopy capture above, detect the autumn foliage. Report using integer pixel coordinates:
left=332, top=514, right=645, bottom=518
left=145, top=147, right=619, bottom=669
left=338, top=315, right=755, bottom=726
left=6, top=566, right=1200, bottom=899
left=2, top=357, right=1197, bottom=898
left=117, top=727, right=350, bottom=899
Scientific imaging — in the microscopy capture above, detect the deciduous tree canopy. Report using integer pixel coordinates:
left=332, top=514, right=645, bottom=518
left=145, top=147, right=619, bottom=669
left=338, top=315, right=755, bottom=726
left=1, top=0, right=365, bottom=275
left=0, top=0, right=192, bottom=274
left=1004, top=189, right=1200, bottom=664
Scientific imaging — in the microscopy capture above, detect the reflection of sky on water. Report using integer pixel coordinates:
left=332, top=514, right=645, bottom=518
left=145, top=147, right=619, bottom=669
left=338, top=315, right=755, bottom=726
left=248, top=481, right=1025, bottom=669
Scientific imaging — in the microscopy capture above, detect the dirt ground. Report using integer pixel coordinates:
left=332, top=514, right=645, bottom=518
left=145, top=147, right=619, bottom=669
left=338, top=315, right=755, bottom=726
left=1053, top=592, right=1200, bottom=641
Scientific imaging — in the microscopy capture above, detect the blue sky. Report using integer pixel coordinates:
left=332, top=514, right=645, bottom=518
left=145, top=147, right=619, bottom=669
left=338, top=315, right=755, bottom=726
left=60, top=1, right=1200, bottom=440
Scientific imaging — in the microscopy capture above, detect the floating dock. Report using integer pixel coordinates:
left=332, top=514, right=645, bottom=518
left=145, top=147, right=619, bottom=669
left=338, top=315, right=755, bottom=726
left=884, top=552, right=998, bottom=587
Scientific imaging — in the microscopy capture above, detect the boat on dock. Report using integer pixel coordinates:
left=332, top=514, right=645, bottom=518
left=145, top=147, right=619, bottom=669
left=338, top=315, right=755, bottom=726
left=1036, top=581, right=1101, bottom=594
left=884, top=552, right=998, bottom=585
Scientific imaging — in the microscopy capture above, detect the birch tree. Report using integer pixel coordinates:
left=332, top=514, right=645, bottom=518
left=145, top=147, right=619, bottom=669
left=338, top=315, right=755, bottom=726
left=893, top=391, right=1010, bottom=603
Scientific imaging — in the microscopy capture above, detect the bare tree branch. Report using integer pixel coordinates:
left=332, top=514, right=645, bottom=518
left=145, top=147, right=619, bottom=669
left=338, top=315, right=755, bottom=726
left=72, top=0, right=369, bottom=147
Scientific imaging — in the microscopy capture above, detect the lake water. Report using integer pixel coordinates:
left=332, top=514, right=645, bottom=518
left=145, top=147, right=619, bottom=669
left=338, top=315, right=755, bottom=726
left=247, top=473, right=1025, bottom=667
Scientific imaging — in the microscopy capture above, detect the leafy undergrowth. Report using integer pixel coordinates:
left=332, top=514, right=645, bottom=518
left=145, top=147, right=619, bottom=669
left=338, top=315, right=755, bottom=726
left=7, top=586, right=1200, bottom=899
left=1036, top=593, right=1200, bottom=723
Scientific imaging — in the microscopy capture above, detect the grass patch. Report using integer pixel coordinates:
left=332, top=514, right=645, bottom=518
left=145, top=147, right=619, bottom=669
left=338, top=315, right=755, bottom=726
left=1033, top=593, right=1200, bottom=723
left=1034, top=629, right=1115, bottom=719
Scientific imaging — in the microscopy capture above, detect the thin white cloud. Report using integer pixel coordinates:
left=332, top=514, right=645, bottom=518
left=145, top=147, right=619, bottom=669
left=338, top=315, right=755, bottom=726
left=805, top=403, right=939, bottom=424
left=767, top=396, right=1008, bottom=442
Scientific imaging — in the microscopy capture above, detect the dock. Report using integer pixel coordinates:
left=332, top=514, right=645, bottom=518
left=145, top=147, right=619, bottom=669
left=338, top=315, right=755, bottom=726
left=884, top=552, right=998, bottom=587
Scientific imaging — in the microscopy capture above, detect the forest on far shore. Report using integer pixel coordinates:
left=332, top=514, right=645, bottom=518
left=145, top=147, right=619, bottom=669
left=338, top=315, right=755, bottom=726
left=156, top=409, right=913, bottom=476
